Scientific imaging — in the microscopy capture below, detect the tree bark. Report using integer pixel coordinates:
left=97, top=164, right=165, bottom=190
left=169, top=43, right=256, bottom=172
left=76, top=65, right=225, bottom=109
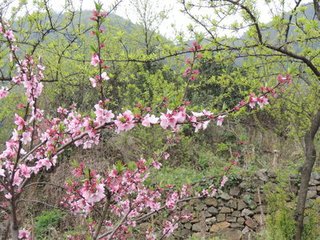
left=10, top=221, right=18, bottom=240
left=314, top=0, right=320, bottom=21
left=9, top=197, right=19, bottom=240
left=295, top=109, right=320, bottom=240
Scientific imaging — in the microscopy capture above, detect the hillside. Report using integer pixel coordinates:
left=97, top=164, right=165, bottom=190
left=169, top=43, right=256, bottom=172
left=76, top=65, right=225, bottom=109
left=0, top=1, right=319, bottom=239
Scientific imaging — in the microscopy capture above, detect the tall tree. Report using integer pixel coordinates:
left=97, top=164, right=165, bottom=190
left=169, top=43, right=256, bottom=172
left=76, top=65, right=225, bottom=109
left=180, top=0, right=320, bottom=238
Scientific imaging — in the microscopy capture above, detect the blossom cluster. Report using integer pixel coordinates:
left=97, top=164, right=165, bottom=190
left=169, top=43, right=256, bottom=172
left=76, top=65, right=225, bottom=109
left=62, top=159, right=192, bottom=239
left=183, top=41, right=203, bottom=81
left=89, top=7, right=110, bottom=89
left=0, top=72, right=286, bottom=206
left=0, top=22, right=16, bottom=43
left=0, top=22, right=17, bottom=99
left=0, top=56, right=46, bottom=200
left=0, top=6, right=292, bottom=239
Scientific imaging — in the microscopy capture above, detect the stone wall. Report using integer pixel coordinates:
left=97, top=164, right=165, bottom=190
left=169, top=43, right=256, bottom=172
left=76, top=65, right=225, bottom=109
left=175, top=170, right=320, bottom=240
left=1, top=171, right=319, bottom=239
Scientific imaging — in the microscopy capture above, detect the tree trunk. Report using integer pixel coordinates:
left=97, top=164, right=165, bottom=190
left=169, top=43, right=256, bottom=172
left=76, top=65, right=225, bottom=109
left=295, top=110, right=320, bottom=240
left=314, top=0, right=320, bottom=21
left=9, top=197, right=19, bottom=240
left=10, top=221, right=18, bottom=240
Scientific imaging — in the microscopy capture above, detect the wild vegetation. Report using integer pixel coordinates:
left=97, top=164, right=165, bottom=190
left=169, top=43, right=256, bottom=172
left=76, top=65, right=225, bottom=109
left=0, top=0, right=319, bottom=239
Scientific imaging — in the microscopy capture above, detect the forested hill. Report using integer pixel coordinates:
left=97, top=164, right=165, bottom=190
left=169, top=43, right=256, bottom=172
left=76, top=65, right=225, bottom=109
left=79, top=11, right=139, bottom=34
left=0, top=1, right=319, bottom=239
left=233, top=3, right=317, bottom=65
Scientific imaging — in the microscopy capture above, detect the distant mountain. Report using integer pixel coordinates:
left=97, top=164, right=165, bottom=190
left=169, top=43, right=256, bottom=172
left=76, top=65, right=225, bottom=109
left=233, top=4, right=318, bottom=65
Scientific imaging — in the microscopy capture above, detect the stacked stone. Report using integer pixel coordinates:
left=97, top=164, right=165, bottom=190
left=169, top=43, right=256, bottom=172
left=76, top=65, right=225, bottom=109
left=176, top=170, right=320, bottom=240
left=1, top=172, right=319, bottom=239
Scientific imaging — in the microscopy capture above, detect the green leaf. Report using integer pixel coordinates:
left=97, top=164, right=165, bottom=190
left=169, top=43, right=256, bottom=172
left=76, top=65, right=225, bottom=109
left=90, top=45, right=97, bottom=53
left=94, top=1, right=103, bottom=11
left=115, top=161, right=125, bottom=173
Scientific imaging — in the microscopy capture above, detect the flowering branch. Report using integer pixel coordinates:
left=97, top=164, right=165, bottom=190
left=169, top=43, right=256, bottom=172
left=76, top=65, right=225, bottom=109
left=0, top=3, right=293, bottom=239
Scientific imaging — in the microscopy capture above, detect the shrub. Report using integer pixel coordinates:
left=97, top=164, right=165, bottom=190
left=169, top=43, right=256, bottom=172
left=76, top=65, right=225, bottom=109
left=35, top=209, right=64, bottom=239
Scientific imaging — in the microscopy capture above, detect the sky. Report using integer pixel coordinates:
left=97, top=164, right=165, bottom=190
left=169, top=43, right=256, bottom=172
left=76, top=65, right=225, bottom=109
left=2, top=0, right=313, bottom=39
left=52, top=0, right=192, bottom=39
left=1, top=0, right=189, bottom=38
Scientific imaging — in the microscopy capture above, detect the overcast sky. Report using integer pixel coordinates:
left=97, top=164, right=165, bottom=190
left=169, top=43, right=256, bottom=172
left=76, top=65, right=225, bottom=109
left=53, top=0, right=313, bottom=38
left=3, top=0, right=313, bottom=39
left=52, top=0, right=191, bottom=39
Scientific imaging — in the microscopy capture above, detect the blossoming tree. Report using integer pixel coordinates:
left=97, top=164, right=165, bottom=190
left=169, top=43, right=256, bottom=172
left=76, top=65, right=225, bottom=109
left=0, top=2, right=291, bottom=239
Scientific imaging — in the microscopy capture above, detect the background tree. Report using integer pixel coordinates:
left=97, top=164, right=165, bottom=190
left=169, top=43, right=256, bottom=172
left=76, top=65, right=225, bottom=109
left=0, top=0, right=318, bottom=239
left=180, top=0, right=320, bottom=238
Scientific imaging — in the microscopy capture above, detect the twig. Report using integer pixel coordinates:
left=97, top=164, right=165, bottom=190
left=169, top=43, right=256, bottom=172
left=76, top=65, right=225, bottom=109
left=98, top=208, right=131, bottom=239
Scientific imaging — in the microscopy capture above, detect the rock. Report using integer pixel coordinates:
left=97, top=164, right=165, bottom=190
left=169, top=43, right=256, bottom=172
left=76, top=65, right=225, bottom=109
left=205, top=197, right=218, bottom=207
left=189, top=198, right=201, bottom=206
left=253, top=214, right=265, bottom=225
left=256, top=169, right=269, bottom=182
left=232, top=211, right=241, bottom=217
left=179, top=229, right=192, bottom=237
left=220, top=192, right=231, bottom=201
left=208, top=207, right=219, bottom=215
left=306, top=199, right=316, bottom=208
left=218, top=199, right=224, bottom=207
left=241, top=209, right=254, bottom=217
left=181, top=218, right=191, bottom=224
left=216, top=214, right=226, bottom=222
left=190, top=218, right=200, bottom=223
left=245, top=218, right=258, bottom=229
left=238, top=200, right=247, bottom=210
left=309, top=186, right=317, bottom=191
left=237, top=217, right=245, bottom=224
left=220, top=207, right=232, bottom=214
left=226, top=199, right=237, bottom=209
left=309, top=179, right=320, bottom=186
left=192, top=222, right=204, bottom=232
left=220, top=229, right=242, bottom=240
left=195, top=203, right=207, bottom=211
left=307, top=190, right=317, bottom=199
left=204, top=211, right=212, bottom=218
left=226, top=216, right=237, bottom=223
left=254, top=192, right=265, bottom=203
left=242, top=226, right=251, bottom=234
left=184, top=223, right=192, bottom=230
left=239, top=181, right=250, bottom=189
left=243, top=194, right=253, bottom=205
left=311, top=172, right=320, bottom=180
left=209, top=221, right=230, bottom=233
left=254, top=205, right=267, bottom=214
left=317, top=185, right=320, bottom=192
left=230, top=187, right=241, bottom=196
left=243, top=194, right=257, bottom=209
left=205, top=217, right=217, bottom=225
left=249, top=202, right=257, bottom=210
left=230, top=223, right=244, bottom=228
